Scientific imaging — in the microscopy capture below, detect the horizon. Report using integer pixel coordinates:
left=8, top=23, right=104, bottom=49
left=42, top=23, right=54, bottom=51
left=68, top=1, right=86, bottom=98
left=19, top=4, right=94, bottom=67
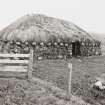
left=0, top=0, right=105, bottom=35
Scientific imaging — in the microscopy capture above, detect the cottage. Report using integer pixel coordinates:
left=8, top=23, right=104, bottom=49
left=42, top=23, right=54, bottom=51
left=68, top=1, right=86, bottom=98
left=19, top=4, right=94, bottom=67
left=0, top=14, right=101, bottom=59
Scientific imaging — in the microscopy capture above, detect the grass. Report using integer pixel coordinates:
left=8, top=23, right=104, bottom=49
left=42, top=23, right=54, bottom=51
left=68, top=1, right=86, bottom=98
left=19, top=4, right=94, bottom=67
left=0, top=78, right=90, bottom=105
left=33, top=56, right=105, bottom=105
left=0, top=55, right=104, bottom=105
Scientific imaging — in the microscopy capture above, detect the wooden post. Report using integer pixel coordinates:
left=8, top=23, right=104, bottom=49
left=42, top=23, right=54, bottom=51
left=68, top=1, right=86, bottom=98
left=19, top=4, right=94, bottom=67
left=28, top=49, right=34, bottom=79
left=67, top=63, right=72, bottom=96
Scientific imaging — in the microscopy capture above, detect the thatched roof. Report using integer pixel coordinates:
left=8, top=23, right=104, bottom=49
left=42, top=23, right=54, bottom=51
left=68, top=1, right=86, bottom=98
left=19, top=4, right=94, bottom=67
left=0, top=14, right=94, bottom=42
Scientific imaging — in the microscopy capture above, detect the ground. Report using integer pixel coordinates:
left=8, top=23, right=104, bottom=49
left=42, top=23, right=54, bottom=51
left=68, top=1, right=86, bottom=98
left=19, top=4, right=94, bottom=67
left=0, top=55, right=105, bottom=105
left=0, top=78, right=89, bottom=105
left=33, top=55, right=105, bottom=105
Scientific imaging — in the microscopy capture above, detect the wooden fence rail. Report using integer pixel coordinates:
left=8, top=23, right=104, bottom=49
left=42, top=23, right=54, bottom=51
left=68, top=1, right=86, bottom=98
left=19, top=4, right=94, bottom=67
left=0, top=54, right=30, bottom=58
left=0, top=60, right=29, bottom=64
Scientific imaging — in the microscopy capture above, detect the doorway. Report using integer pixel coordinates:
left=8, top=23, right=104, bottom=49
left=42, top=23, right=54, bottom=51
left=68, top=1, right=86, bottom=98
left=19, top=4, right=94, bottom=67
left=72, top=41, right=81, bottom=57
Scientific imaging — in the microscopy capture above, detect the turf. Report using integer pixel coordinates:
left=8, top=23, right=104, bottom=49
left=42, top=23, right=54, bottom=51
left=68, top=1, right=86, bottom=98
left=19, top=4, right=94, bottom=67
left=0, top=78, right=90, bottom=105
left=0, top=55, right=104, bottom=104
left=33, top=56, right=105, bottom=104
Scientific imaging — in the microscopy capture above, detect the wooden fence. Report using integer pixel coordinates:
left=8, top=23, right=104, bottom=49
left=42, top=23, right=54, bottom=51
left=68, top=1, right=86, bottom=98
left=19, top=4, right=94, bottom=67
left=0, top=49, right=73, bottom=98
left=0, top=49, right=34, bottom=79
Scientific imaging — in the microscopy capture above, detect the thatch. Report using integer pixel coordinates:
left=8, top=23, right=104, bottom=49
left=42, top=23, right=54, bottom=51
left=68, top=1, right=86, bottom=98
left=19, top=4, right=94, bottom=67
left=0, top=14, right=93, bottom=42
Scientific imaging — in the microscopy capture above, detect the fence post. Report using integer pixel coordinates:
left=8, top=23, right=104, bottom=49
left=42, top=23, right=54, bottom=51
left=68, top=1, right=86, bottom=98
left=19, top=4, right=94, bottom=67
left=28, top=49, right=34, bottom=79
left=67, top=63, right=72, bottom=97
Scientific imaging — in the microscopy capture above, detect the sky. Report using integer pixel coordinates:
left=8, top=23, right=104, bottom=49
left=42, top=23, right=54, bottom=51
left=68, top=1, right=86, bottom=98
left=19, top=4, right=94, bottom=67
left=0, top=0, right=105, bottom=34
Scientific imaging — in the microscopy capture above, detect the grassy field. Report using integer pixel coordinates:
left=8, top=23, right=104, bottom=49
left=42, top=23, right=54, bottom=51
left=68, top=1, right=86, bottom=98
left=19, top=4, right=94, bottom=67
left=0, top=78, right=90, bottom=105
left=0, top=55, right=104, bottom=105
left=33, top=56, right=105, bottom=105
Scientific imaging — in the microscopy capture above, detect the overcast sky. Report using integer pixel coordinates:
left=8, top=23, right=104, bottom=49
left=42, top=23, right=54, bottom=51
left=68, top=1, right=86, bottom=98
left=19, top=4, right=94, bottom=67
left=0, top=0, right=105, bottom=34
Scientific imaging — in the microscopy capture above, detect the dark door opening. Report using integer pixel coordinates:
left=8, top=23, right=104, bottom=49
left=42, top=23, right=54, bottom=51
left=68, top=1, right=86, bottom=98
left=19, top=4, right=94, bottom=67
left=72, top=41, right=81, bottom=57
